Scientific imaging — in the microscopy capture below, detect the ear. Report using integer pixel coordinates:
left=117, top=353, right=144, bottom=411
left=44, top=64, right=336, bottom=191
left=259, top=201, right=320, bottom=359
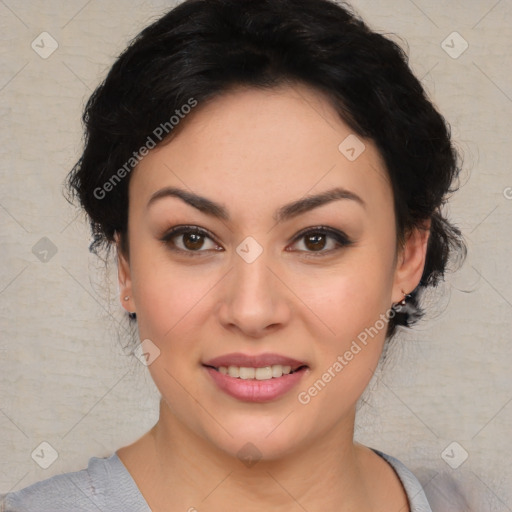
left=392, top=219, right=431, bottom=303
left=114, top=232, right=135, bottom=314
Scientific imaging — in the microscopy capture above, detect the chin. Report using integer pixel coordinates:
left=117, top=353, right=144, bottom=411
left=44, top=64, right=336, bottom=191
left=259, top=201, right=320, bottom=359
left=198, top=412, right=312, bottom=464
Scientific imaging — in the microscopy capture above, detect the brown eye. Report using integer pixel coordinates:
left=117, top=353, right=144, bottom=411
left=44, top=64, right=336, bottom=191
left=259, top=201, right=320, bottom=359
left=182, top=232, right=206, bottom=250
left=289, top=227, right=352, bottom=255
left=161, top=226, right=222, bottom=254
left=304, top=233, right=327, bottom=251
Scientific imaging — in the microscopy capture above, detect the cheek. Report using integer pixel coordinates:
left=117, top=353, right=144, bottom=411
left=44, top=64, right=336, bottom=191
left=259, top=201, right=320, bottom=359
left=302, top=251, right=394, bottom=343
left=130, top=256, right=214, bottom=414
left=129, top=240, right=217, bottom=340
left=295, top=287, right=391, bottom=417
left=295, top=248, right=395, bottom=396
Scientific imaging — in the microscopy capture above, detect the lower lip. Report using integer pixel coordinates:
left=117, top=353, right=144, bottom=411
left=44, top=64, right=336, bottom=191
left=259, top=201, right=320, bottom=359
left=203, top=366, right=308, bottom=403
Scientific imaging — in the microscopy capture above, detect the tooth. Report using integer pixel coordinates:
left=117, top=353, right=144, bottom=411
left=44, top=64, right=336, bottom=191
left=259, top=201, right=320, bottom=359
left=271, top=365, right=283, bottom=378
left=219, top=364, right=299, bottom=379
left=228, top=365, right=240, bottom=378
left=255, top=366, right=273, bottom=380
left=239, top=367, right=255, bottom=379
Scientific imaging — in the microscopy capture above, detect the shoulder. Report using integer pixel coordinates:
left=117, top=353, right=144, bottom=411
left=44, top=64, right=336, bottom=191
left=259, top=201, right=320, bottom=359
left=371, top=449, right=433, bottom=512
left=375, top=449, right=491, bottom=511
left=1, top=453, right=150, bottom=512
left=1, top=458, right=100, bottom=512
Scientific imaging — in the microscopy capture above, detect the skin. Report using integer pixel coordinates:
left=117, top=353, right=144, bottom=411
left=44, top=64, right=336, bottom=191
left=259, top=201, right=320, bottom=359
left=116, top=83, right=430, bottom=512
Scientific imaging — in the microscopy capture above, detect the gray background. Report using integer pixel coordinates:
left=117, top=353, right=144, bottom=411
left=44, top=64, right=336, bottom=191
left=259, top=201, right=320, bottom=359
left=1, top=0, right=511, bottom=509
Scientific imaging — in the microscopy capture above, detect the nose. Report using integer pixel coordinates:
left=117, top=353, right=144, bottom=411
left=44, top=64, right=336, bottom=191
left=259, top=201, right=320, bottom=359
left=216, top=245, right=291, bottom=339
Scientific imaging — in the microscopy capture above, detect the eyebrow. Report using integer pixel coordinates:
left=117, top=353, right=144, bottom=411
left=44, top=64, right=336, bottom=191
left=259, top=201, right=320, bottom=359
left=147, top=185, right=365, bottom=223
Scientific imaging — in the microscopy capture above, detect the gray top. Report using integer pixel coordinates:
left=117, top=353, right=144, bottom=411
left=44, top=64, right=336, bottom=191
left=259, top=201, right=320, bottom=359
left=1, top=449, right=432, bottom=511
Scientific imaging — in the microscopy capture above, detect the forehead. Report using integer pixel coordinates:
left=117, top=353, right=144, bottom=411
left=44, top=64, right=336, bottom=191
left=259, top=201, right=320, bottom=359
left=129, top=83, right=392, bottom=221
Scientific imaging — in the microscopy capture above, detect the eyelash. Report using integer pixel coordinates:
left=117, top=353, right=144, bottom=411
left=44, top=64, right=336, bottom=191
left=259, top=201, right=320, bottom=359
left=160, top=225, right=353, bottom=258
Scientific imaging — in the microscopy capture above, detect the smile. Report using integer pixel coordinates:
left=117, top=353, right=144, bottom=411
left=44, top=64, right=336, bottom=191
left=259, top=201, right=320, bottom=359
left=202, top=356, right=309, bottom=403
left=207, top=364, right=307, bottom=380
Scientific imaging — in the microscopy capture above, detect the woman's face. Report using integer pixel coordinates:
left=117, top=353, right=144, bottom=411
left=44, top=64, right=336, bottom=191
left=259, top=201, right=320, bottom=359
left=119, top=83, right=427, bottom=460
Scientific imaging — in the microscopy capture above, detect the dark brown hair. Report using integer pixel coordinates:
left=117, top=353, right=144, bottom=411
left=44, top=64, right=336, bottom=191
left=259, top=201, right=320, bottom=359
left=67, top=0, right=466, bottom=339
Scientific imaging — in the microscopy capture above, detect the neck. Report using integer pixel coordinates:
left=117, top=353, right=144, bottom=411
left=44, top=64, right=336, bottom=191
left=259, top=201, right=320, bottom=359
left=120, top=398, right=375, bottom=512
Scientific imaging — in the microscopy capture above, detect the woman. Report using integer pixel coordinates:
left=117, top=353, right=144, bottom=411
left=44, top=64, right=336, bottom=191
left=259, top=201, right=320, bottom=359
left=1, top=0, right=466, bottom=510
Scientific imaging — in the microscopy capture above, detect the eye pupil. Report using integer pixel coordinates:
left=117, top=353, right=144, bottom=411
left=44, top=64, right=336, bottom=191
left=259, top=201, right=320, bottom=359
left=184, top=232, right=204, bottom=250
left=305, top=233, right=326, bottom=251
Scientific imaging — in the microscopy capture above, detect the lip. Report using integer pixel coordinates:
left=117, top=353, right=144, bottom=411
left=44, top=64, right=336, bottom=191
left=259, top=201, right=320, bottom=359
left=202, top=352, right=309, bottom=403
left=203, top=366, right=308, bottom=403
left=203, top=352, right=307, bottom=370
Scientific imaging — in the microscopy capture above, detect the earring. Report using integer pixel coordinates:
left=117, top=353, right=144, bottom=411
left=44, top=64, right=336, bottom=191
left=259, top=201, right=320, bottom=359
left=398, top=289, right=410, bottom=306
left=123, top=296, right=136, bottom=318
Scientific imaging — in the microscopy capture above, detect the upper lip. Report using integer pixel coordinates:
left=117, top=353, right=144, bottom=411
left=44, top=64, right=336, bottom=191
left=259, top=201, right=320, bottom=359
left=203, top=352, right=308, bottom=371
